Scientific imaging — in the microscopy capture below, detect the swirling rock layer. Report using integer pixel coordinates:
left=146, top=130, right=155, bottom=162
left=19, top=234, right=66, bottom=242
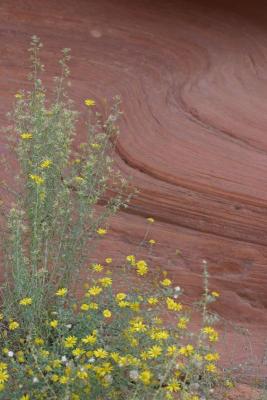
left=0, top=0, right=267, bottom=373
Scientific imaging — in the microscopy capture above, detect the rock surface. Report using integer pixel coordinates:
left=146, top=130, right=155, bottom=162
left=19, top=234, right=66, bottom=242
left=0, top=0, right=267, bottom=380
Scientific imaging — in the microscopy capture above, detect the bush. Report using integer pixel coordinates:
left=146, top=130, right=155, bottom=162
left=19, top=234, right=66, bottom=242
left=0, top=37, right=229, bottom=399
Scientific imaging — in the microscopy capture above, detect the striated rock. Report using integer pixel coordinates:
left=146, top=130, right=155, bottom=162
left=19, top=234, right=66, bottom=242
left=0, top=0, right=267, bottom=379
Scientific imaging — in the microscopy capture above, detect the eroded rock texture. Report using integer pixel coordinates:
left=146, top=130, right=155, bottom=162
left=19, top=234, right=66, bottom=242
left=0, top=0, right=267, bottom=373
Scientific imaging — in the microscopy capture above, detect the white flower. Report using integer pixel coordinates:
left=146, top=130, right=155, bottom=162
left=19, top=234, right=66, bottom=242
left=33, top=377, right=39, bottom=383
left=61, top=356, right=67, bottom=362
left=66, top=324, right=72, bottom=329
left=7, top=351, right=14, bottom=357
left=88, top=357, right=95, bottom=363
left=129, top=370, right=139, bottom=381
left=104, top=374, right=113, bottom=384
left=174, top=286, right=181, bottom=292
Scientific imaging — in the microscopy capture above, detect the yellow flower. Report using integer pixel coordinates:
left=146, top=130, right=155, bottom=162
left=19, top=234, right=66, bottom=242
left=88, top=302, right=99, bottom=310
left=160, top=278, right=172, bottom=287
left=148, top=239, right=156, bottom=245
left=9, top=321, right=19, bottom=330
left=136, top=260, right=148, bottom=276
left=81, top=303, right=90, bottom=311
left=15, top=93, right=23, bottom=99
left=0, top=314, right=3, bottom=321
left=126, top=255, right=136, bottom=266
left=97, top=228, right=107, bottom=235
left=77, top=370, right=88, bottom=380
left=91, top=263, right=103, bottom=272
left=0, top=369, right=9, bottom=384
left=34, top=337, right=44, bottom=346
left=147, top=217, right=154, bottom=223
left=0, top=363, right=7, bottom=370
left=211, top=291, right=220, bottom=297
left=40, top=159, right=52, bottom=169
left=177, top=317, right=189, bottom=329
left=51, top=374, right=59, bottom=382
left=72, top=348, right=85, bottom=357
left=74, top=176, right=85, bottom=184
left=90, top=143, right=101, bottom=149
left=105, top=258, right=112, bottom=264
left=59, top=376, right=69, bottom=384
left=130, top=318, right=147, bottom=333
left=139, top=370, right=152, bottom=385
left=20, top=132, right=32, bottom=139
left=178, top=344, right=194, bottom=357
left=148, top=345, right=162, bottom=359
left=50, top=320, right=58, bottom=328
left=64, top=336, right=77, bottom=348
left=202, top=326, right=219, bottom=342
left=206, top=363, right=217, bottom=373
left=98, top=277, right=112, bottom=287
left=87, top=286, right=102, bottom=296
left=166, top=297, right=182, bottom=312
left=116, top=293, right=127, bottom=301
left=166, top=378, right=181, bottom=392
left=147, top=297, right=158, bottom=305
left=56, top=288, right=68, bottom=297
left=19, top=297, right=32, bottom=306
left=82, top=334, right=97, bottom=345
left=205, top=352, right=220, bottom=362
left=29, top=174, right=44, bottom=185
left=94, top=348, right=108, bottom=358
left=167, top=345, right=177, bottom=356
left=20, top=395, right=30, bottom=400
left=103, top=309, right=112, bottom=318
left=84, top=99, right=96, bottom=107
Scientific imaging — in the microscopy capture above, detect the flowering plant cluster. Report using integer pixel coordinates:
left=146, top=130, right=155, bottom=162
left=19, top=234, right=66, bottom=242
left=0, top=249, right=226, bottom=399
left=0, top=37, right=232, bottom=399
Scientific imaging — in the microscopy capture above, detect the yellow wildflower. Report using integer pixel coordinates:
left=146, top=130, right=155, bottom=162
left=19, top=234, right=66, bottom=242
left=177, top=317, right=189, bottom=329
left=166, top=378, right=181, bottom=392
left=98, top=277, right=112, bottom=287
left=97, top=228, right=107, bottom=236
left=64, top=336, right=77, bottom=348
left=136, top=260, right=148, bottom=276
left=56, top=288, right=68, bottom=297
left=166, top=297, right=182, bottom=312
left=20, top=395, right=30, bottom=400
left=211, top=291, right=220, bottom=297
left=34, top=337, right=44, bottom=346
left=105, top=258, right=112, bottom=264
left=40, top=159, right=52, bottom=168
left=77, top=370, right=88, bottom=380
left=139, top=370, right=152, bottom=385
left=81, top=303, right=90, bottom=311
left=167, top=345, right=177, bottom=356
left=91, top=263, right=103, bottom=272
left=87, top=286, right=102, bottom=296
left=148, top=239, right=156, bottom=245
left=206, top=363, right=217, bottom=373
left=20, top=132, right=32, bottom=139
left=147, top=345, right=162, bottom=359
left=29, top=174, right=44, bottom=185
left=147, top=297, right=158, bottom=305
left=19, top=297, right=32, bottom=306
left=0, top=369, right=8, bottom=384
left=126, top=255, right=136, bottom=266
left=160, top=278, right=172, bottom=287
left=59, top=376, right=69, bottom=384
left=9, top=321, right=19, bottom=330
left=205, top=352, right=220, bottom=362
left=94, top=348, right=108, bottom=358
left=72, top=348, right=85, bottom=357
left=84, top=99, right=95, bottom=107
left=82, top=334, right=97, bottom=345
left=116, top=293, right=127, bottom=301
left=179, top=344, right=194, bottom=357
left=147, top=217, right=154, bottom=223
left=103, top=309, right=112, bottom=318
left=15, top=93, right=23, bottom=99
left=50, top=320, right=58, bottom=328
left=90, top=143, right=101, bottom=149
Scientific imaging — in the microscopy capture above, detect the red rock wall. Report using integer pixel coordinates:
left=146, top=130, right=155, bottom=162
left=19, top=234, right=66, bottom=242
left=0, top=0, right=266, bottom=365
